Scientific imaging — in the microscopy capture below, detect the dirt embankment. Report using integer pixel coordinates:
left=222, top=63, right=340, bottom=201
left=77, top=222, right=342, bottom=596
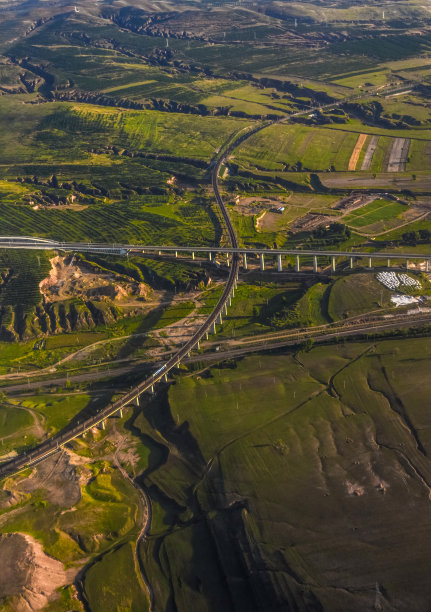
left=0, top=254, right=152, bottom=341
left=0, top=533, right=68, bottom=611
left=39, top=255, right=149, bottom=304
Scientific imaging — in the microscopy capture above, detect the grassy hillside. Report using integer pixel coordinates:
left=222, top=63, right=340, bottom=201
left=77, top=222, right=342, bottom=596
left=135, top=337, right=431, bottom=610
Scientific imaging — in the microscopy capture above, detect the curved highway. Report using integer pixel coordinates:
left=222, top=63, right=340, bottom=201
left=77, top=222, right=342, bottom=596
left=0, top=131, right=247, bottom=479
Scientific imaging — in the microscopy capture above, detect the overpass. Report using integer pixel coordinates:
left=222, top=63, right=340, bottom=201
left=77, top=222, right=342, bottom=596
left=0, top=131, right=242, bottom=478
left=0, top=236, right=430, bottom=272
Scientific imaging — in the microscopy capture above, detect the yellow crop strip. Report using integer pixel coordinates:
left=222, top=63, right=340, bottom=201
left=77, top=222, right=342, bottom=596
left=348, top=133, right=367, bottom=170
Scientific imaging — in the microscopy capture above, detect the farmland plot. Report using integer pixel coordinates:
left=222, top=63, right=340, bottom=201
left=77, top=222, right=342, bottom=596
left=387, top=138, right=411, bottom=172
left=361, top=135, right=379, bottom=170
left=343, top=198, right=407, bottom=234
left=236, top=124, right=360, bottom=172
left=348, top=133, right=367, bottom=170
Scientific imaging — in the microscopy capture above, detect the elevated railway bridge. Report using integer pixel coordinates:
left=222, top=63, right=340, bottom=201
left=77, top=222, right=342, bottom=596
left=1, top=236, right=430, bottom=273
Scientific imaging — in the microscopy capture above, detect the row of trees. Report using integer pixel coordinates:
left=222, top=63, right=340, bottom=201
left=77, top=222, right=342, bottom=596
left=402, top=229, right=431, bottom=244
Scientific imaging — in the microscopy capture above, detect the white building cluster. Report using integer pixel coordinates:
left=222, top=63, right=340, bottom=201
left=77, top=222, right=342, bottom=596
left=376, top=271, right=421, bottom=291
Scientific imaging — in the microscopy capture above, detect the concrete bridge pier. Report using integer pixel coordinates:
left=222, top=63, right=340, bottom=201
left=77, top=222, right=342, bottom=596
left=150, top=384, right=154, bottom=393
left=295, top=255, right=300, bottom=272
left=350, top=257, right=354, bottom=269
left=224, top=303, right=228, bottom=315
left=226, top=253, right=230, bottom=267
left=243, top=253, right=247, bottom=270
left=192, top=252, right=195, bottom=260
left=119, top=407, right=123, bottom=419
left=313, top=256, right=318, bottom=273
left=213, top=321, right=217, bottom=334
left=427, top=260, right=430, bottom=272
left=197, top=340, right=200, bottom=349
left=260, top=253, right=265, bottom=271
left=219, top=313, right=223, bottom=324
left=136, top=395, right=140, bottom=407
left=101, top=419, right=106, bottom=430
left=175, top=251, right=178, bottom=258
left=208, top=252, right=212, bottom=262
left=406, top=259, right=410, bottom=269
left=368, top=257, right=372, bottom=269
left=331, top=257, right=336, bottom=273
left=387, top=258, right=391, bottom=268
left=277, top=254, right=283, bottom=272
left=206, top=331, right=209, bottom=340
left=158, top=250, right=162, bottom=255
left=164, top=373, right=168, bottom=382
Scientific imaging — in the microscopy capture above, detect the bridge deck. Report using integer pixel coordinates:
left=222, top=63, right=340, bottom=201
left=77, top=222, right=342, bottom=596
left=0, top=238, right=429, bottom=260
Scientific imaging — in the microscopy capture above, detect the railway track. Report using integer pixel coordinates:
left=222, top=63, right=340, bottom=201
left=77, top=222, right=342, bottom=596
left=0, top=127, right=252, bottom=479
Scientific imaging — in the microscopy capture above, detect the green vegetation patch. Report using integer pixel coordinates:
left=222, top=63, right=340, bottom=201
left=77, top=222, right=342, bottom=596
left=19, top=393, right=90, bottom=434
left=58, top=470, right=139, bottom=553
left=236, top=124, right=359, bottom=173
left=343, top=199, right=407, bottom=230
left=84, top=541, right=149, bottom=612
left=266, top=281, right=331, bottom=329
left=328, top=272, right=393, bottom=320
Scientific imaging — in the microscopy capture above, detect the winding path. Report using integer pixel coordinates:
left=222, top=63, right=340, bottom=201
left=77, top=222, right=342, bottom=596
left=113, top=434, right=154, bottom=610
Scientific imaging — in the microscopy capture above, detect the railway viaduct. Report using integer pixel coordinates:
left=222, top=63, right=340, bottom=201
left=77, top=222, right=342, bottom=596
left=1, top=237, right=430, bottom=273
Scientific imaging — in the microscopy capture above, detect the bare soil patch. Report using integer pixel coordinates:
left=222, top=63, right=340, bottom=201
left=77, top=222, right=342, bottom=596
left=361, top=135, right=379, bottom=170
left=39, top=255, right=149, bottom=304
left=289, top=212, right=333, bottom=233
left=233, top=195, right=287, bottom=216
left=15, top=451, right=81, bottom=508
left=387, top=137, right=411, bottom=172
left=0, top=533, right=68, bottom=611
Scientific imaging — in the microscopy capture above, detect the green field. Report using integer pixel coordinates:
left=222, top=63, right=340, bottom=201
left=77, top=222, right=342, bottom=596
left=19, top=393, right=91, bottom=434
left=0, top=97, right=250, bottom=166
left=343, top=198, right=407, bottom=231
left=198, top=280, right=304, bottom=337
left=84, top=542, right=149, bottom=612
left=328, top=273, right=393, bottom=319
left=236, top=120, right=431, bottom=177
left=236, top=124, right=359, bottom=172
left=0, top=401, right=37, bottom=456
left=0, top=97, right=250, bottom=250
